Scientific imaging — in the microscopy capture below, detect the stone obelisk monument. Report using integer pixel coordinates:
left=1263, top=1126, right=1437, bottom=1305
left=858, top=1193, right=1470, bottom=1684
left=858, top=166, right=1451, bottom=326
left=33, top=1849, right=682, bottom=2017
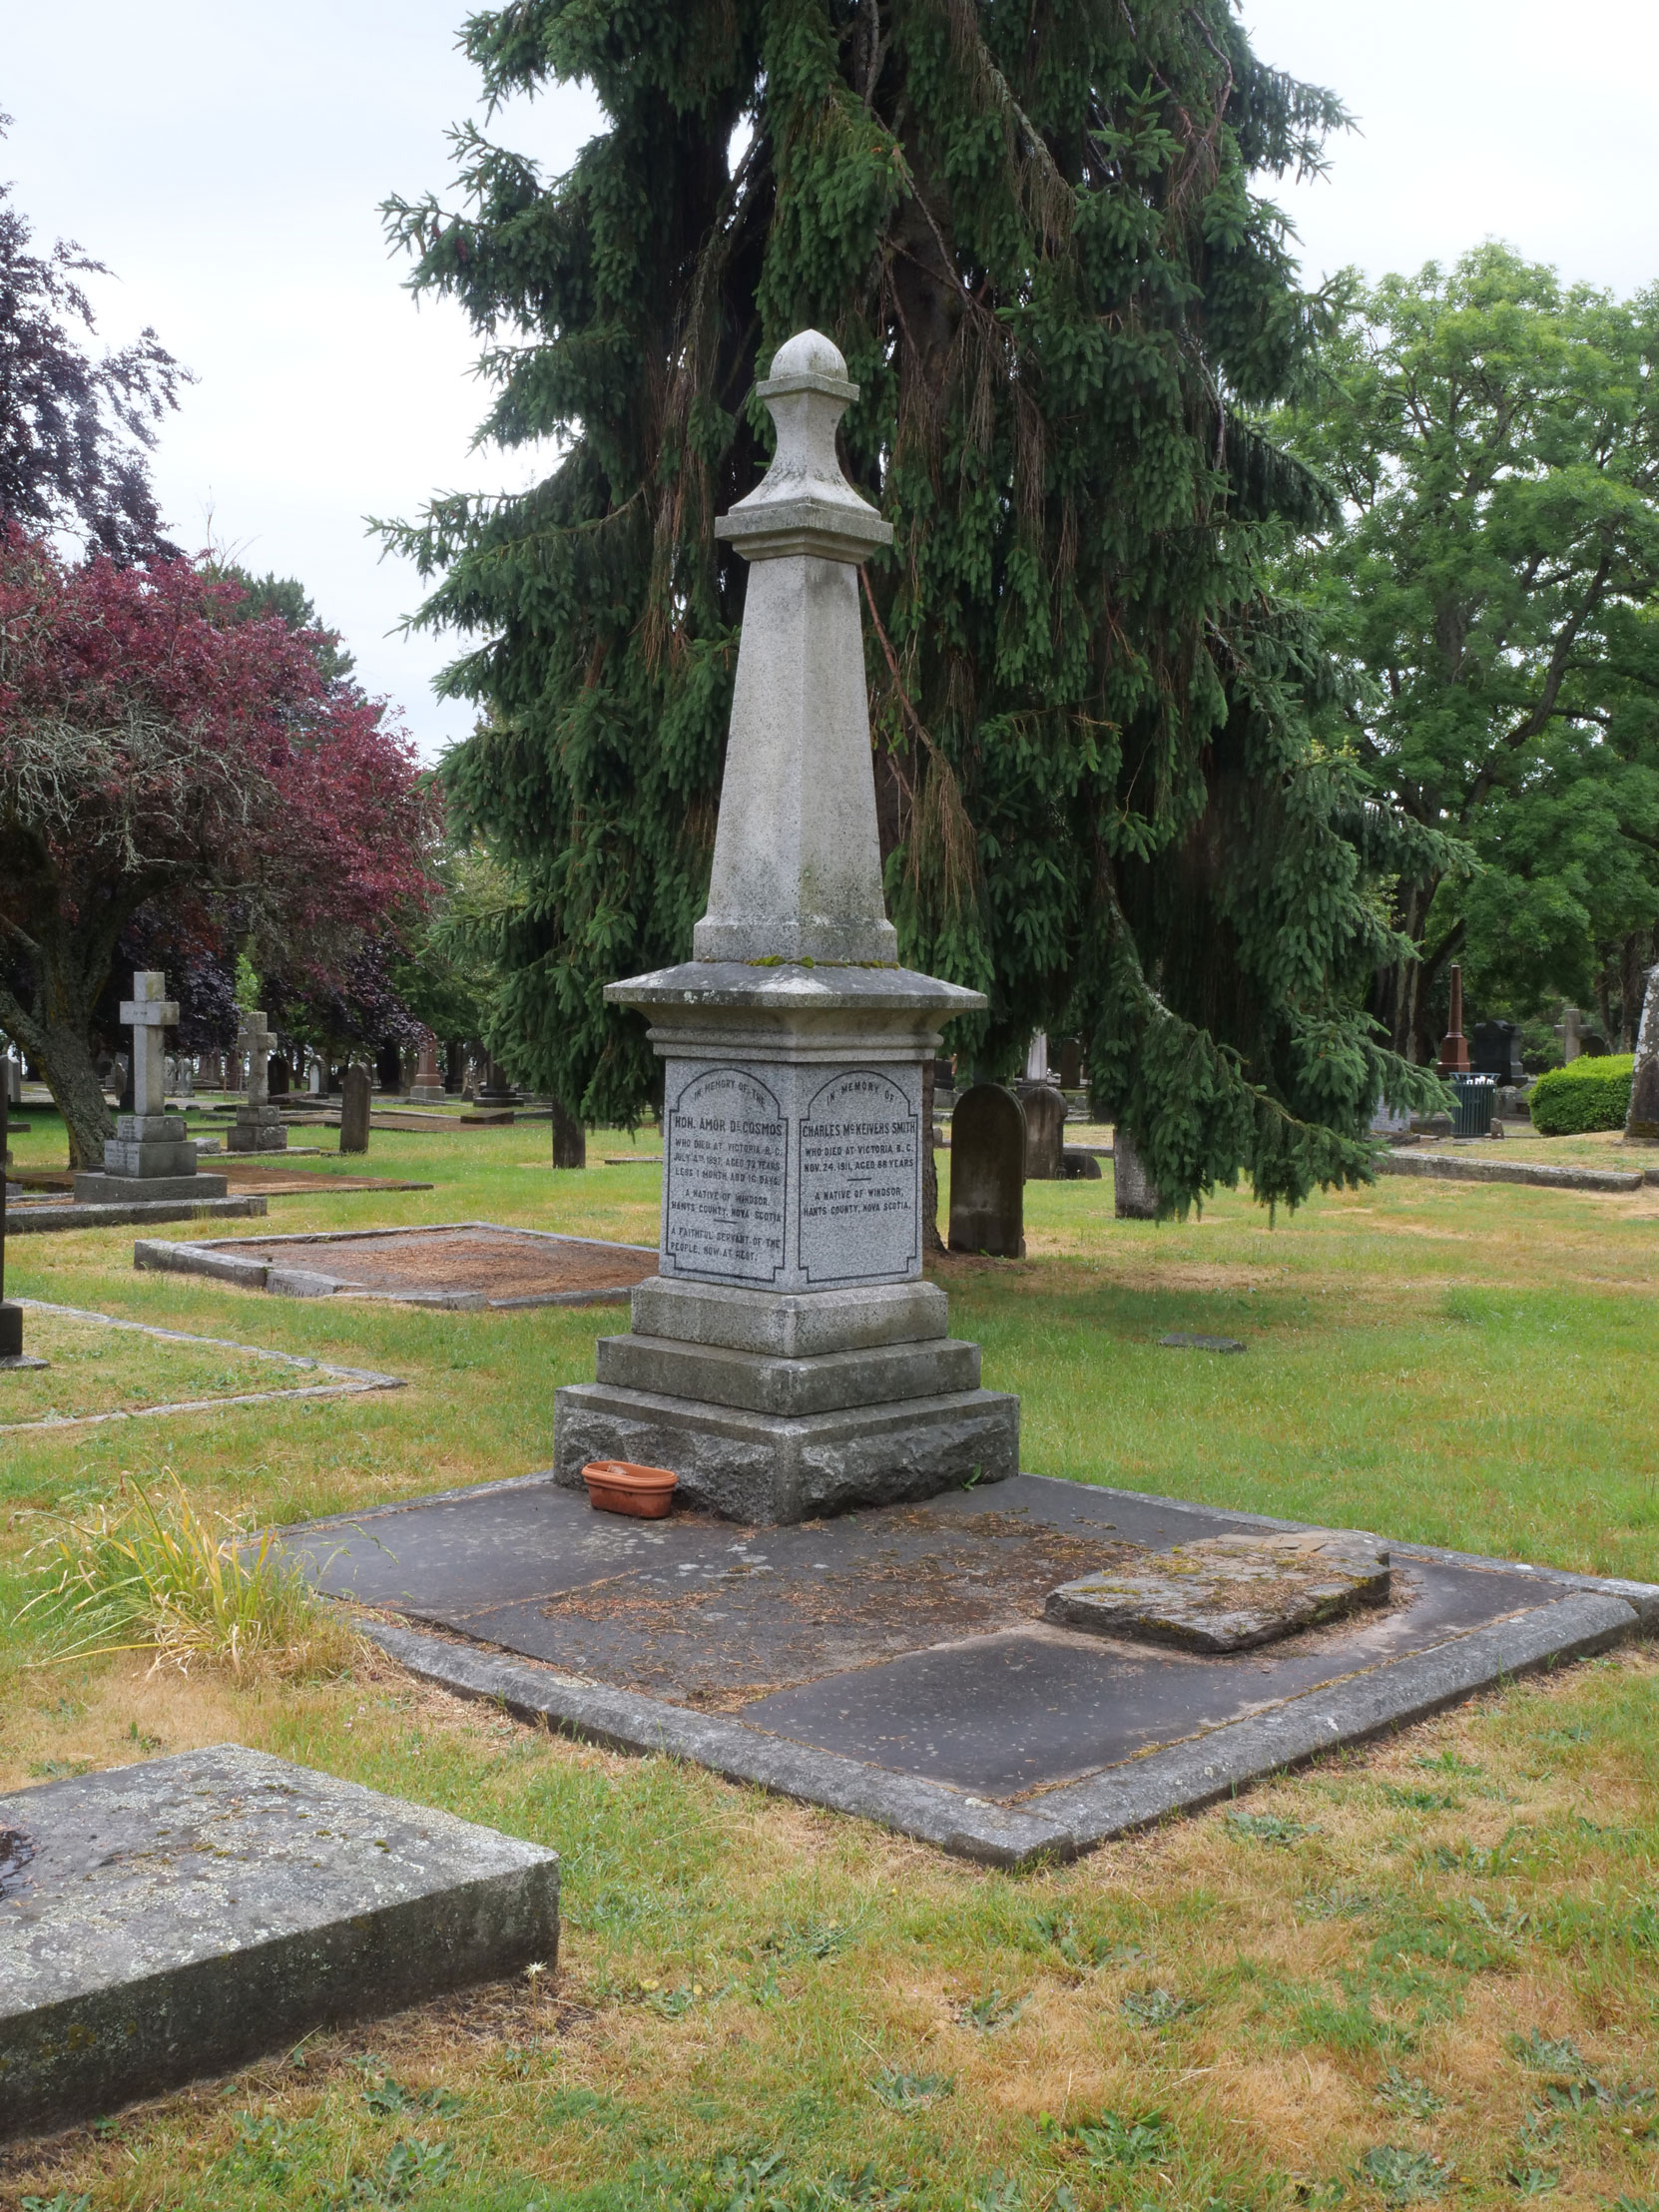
left=554, top=330, right=1019, bottom=1523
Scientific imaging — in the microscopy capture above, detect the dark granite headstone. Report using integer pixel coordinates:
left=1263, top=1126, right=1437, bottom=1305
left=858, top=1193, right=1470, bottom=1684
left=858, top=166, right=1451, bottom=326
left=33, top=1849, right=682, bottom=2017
left=375, top=1041, right=404, bottom=1094
left=339, top=1064, right=372, bottom=1154
left=267, top=1053, right=291, bottom=1097
left=1058, top=1037, right=1082, bottom=1090
left=1471, top=1020, right=1523, bottom=1084
left=948, top=1084, right=1024, bottom=1256
left=1629, top=1056, right=1659, bottom=1139
left=1019, top=1082, right=1067, bottom=1180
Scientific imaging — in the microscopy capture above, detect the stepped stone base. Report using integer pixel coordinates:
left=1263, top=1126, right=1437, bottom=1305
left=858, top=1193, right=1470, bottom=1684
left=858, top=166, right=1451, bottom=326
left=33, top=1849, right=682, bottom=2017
left=554, top=1378, right=1018, bottom=1523
left=228, top=1111, right=287, bottom=1153
left=595, top=1331, right=981, bottom=1416
left=73, top=1169, right=230, bottom=1204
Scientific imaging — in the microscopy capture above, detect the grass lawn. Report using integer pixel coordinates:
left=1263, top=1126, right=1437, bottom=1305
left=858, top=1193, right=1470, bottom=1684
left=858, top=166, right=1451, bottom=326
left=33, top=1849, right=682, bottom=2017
left=1, top=1108, right=1656, bottom=2210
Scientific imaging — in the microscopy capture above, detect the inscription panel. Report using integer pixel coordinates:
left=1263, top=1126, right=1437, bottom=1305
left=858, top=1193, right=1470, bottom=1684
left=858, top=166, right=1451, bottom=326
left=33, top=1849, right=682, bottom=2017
left=664, top=1068, right=787, bottom=1284
left=798, top=1070, right=920, bottom=1285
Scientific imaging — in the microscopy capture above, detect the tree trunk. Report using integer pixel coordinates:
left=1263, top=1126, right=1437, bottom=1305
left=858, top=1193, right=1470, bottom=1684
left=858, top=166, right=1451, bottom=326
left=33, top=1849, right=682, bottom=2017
left=551, top=1095, right=587, bottom=1170
left=921, top=1058, right=943, bottom=1255
left=0, top=979, right=114, bottom=1170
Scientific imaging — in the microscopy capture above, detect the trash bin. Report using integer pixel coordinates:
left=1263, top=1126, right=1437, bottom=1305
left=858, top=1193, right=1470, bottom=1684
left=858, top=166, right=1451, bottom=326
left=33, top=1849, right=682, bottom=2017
left=1449, top=1074, right=1496, bottom=1138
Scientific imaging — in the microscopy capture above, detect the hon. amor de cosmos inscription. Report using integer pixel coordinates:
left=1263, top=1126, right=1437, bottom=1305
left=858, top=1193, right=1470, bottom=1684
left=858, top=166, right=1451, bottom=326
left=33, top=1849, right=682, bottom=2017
left=799, top=1070, right=920, bottom=1285
left=664, top=1068, right=788, bottom=1283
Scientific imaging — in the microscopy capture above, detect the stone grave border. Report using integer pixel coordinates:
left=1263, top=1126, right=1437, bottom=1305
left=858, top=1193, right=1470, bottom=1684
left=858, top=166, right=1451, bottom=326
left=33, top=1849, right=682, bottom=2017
left=343, top=1473, right=1657, bottom=1872
left=1373, top=1151, right=1657, bottom=1195
left=7, top=1194, right=269, bottom=1236
left=0, top=1299, right=404, bottom=1435
left=135, top=1221, right=661, bottom=1311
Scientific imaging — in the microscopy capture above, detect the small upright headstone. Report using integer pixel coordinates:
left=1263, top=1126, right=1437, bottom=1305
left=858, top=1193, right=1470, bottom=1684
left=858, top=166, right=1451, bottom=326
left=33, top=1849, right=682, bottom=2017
left=228, top=1011, right=287, bottom=1153
left=1023, top=1031, right=1050, bottom=1082
left=339, top=1064, right=372, bottom=1154
left=1019, top=1082, right=1067, bottom=1179
left=73, top=973, right=229, bottom=1204
left=1113, top=1126, right=1160, bottom=1220
left=948, top=1085, right=1025, bottom=1256
left=308, top=1058, right=325, bottom=1096
left=1437, top=963, right=1471, bottom=1075
left=1626, top=965, right=1659, bottom=1140
left=267, top=1053, right=291, bottom=1098
left=1556, top=1006, right=1582, bottom=1064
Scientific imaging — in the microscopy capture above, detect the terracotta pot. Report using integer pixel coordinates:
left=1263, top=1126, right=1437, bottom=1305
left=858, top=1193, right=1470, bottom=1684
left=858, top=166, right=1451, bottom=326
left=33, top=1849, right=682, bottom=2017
left=582, top=1458, right=678, bottom=1518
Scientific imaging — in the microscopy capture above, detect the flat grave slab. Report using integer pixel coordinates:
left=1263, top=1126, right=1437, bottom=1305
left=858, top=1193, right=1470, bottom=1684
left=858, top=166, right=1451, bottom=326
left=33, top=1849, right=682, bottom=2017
left=284, top=1473, right=1656, bottom=1868
left=135, top=1222, right=661, bottom=1309
left=0, top=1744, right=559, bottom=2140
left=7, top=1194, right=269, bottom=1236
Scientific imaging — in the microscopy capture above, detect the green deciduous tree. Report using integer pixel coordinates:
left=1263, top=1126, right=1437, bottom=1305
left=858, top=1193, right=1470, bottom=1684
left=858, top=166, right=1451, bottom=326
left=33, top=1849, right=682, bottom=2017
left=381, top=0, right=1447, bottom=1211
left=1281, top=244, right=1659, bottom=1056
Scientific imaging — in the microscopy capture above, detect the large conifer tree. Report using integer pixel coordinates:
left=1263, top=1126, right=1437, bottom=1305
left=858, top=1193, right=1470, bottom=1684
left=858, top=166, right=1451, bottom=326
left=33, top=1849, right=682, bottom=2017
left=382, top=0, right=1447, bottom=1210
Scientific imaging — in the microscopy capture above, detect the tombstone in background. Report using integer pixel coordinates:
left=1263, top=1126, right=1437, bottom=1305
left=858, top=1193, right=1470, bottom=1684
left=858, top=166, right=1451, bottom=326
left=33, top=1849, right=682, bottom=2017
left=1019, top=1082, right=1067, bottom=1179
left=476, top=1054, right=520, bottom=1107
left=1113, top=1126, right=1160, bottom=1220
left=408, top=1032, right=445, bottom=1103
left=2, top=1083, right=46, bottom=1369
left=228, top=1012, right=287, bottom=1153
left=1058, top=1037, right=1083, bottom=1091
left=339, top=1064, right=372, bottom=1154
left=1626, top=965, right=1659, bottom=1139
left=374, top=1041, right=404, bottom=1095
left=1436, top=964, right=1472, bottom=1075
left=445, top=1041, right=466, bottom=1094
left=6, top=1049, right=23, bottom=1106
left=1555, top=1006, right=1582, bottom=1064
left=553, top=329, right=1016, bottom=1522
left=73, top=973, right=229, bottom=1204
left=1023, top=1030, right=1050, bottom=1082
left=949, top=1085, right=1026, bottom=1256
left=267, top=1053, right=291, bottom=1098
left=308, top=1057, right=325, bottom=1096
left=1472, top=1020, right=1523, bottom=1085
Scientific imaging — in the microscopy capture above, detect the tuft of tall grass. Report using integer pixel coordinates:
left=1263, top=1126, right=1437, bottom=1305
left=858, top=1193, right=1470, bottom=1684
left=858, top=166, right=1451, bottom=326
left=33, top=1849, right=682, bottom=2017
left=21, top=1472, right=353, bottom=1680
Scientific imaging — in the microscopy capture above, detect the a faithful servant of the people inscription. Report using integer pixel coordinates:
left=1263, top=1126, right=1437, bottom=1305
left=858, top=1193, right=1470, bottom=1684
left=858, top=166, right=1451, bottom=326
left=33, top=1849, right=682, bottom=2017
left=663, top=1065, right=921, bottom=1288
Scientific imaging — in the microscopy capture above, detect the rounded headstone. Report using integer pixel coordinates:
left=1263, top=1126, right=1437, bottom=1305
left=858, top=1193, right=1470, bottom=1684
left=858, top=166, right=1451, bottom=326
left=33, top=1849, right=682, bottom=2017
left=339, top=1064, right=372, bottom=1154
left=948, top=1085, right=1025, bottom=1257
left=1019, top=1082, right=1067, bottom=1180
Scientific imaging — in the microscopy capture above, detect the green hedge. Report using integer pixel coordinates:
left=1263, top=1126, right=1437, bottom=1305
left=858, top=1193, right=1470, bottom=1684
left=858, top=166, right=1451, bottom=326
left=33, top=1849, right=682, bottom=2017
left=1528, top=1053, right=1634, bottom=1136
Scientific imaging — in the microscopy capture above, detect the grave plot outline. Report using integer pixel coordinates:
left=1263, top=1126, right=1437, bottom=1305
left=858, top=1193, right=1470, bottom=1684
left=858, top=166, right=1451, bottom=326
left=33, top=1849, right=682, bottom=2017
left=0, top=1299, right=404, bottom=1435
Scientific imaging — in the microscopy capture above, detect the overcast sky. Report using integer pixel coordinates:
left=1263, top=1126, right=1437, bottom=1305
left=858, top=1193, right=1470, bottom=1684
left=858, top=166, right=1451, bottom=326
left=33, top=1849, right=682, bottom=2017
left=3, top=1, right=1655, bottom=760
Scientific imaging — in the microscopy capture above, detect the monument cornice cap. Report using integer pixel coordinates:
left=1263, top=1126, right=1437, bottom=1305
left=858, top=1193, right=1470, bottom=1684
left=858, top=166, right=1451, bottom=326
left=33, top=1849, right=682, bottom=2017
left=718, top=327, right=890, bottom=566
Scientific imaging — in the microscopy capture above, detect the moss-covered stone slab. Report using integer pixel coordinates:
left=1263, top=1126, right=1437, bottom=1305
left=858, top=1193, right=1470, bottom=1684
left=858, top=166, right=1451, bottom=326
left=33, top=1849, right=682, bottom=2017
left=0, top=1745, right=558, bottom=2143
left=1045, top=1531, right=1390, bottom=1652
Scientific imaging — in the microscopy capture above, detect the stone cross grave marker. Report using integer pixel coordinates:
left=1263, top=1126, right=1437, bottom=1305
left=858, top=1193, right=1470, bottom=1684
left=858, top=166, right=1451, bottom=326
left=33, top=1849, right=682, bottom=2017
left=1020, top=1082, right=1067, bottom=1180
left=73, top=972, right=228, bottom=1204
left=2, top=1079, right=47, bottom=1369
left=948, top=1084, right=1026, bottom=1257
left=553, top=328, right=1019, bottom=1523
left=229, top=1010, right=287, bottom=1153
left=339, top=1064, right=372, bottom=1154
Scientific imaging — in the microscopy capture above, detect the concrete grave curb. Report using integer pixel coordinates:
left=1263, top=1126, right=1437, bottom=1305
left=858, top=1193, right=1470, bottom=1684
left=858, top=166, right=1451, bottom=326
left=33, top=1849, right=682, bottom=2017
left=354, top=1473, right=1654, bottom=1870
left=134, top=1221, right=661, bottom=1310
left=1373, top=1151, right=1648, bottom=1195
left=8, top=1195, right=269, bottom=1235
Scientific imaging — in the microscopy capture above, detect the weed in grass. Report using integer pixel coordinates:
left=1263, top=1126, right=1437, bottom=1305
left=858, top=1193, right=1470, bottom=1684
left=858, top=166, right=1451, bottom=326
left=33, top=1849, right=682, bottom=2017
left=967, top=2174, right=1023, bottom=2212
left=1226, top=1809, right=1321, bottom=1846
left=1030, top=1909, right=1135, bottom=1968
left=1376, top=2069, right=1443, bottom=2121
left=1300, top=1888, right=1381, bottom=1921
left=360, top=2073, right=463, bottom=2118
left=19, top=1471, right=354, bottom=1679
left=1379, top=1785, right=1462, bottom=1812
left=1413, top=1751, right=1481, bottom=1777
left=1068, top=2110, right=1173, bottom=2169
left=1504, top=2163, right=1561, bottom=2196
left=763, top=1916, right=858, bottom=1961
left=26, top=1756, right=92, bottom=1779
left=331, top=2134, right=454, bottom=2205
left=1509, top=2030, right=1587, bottom=2075
left=21, top=2196, right=91, bottom=2212
left=231, top=2109, right=314, bottom=2180
left=1355, top=2145, right=1450, bottom=2204
left=870, top=2069, right=954, bottom=2109
left=958, top=1988, right=1027, bottom=2032
left=1121, top=1984, right=1193, bottom=2027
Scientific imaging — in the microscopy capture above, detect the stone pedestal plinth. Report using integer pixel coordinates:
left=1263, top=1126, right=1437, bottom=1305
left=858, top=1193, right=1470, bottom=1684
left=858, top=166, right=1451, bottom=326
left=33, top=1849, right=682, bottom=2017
left=74, top=974, right=229, bottom=1202
left=553, top=965, right=1018, bottom=1522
